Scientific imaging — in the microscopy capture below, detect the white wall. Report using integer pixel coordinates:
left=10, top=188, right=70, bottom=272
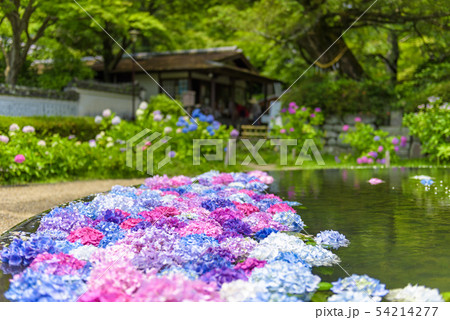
left=76, top=88, right=138, bottom=119
left=135, top=73, right=160, bottom=100
left=0, top=95, right=78, bottom=116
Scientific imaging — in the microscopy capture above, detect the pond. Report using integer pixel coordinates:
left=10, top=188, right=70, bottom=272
left=0, top=168, right=448, bottom=301
left=269, top=167, right=450, bottom=292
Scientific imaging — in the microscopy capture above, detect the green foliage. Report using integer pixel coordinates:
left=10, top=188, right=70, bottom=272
left=0, top=116, right=100, bottom=141
left=143, top=94, right=185, bottom=118
left=270, top=102, right=325, bottom=149
left=403, top=98, right=450, bottom=161
left=283, top=76, right=394, bottom=119
left=341, top=121, right=405, bottom=164
left=0, top=105, right=233, bottom=183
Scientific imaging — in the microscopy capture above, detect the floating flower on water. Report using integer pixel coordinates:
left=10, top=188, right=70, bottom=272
left=14, top=154, right=25, bottom=163
left=385, top=284, right=443, bottom=302
left=354, top=117, right=362, bottom=122
left=328, top=291, right=374, bottom=302
left=94, top=116, right=102, bottom=124
left=0, top=135, right=9, bottom=144
left=22, top=125, right=35, bottom=133
left=67, top=227, right=104, bottom=246
left=368, top=178, right=384, bottom=185
left=9, top=123, right=20, bottom=132
left=342, top=125, right=349, bottom=132
left=420, top=179, right=434, bottom=186
left=102, top=109, right=112, bottom=117
left=315, top=230, right=350, bottom=249
left=111, top=116, right=121, bottom=125
left=331, top=274, right=388, bottom=302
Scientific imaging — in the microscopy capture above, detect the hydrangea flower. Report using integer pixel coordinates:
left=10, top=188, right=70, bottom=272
left=331, top=274, right=389, bottom=301
left=250, top=260, right=321, bottom=301
left=386, top=284, right=444, bottom=302
left=315, top=230, right=350, bottom=249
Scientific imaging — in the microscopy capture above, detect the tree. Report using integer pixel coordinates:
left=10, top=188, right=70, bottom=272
left=58, top=0, right=169, bottom=82
left=0, top=0, right=62, bottom=86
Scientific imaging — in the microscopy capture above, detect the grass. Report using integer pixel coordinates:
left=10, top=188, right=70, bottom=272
left=2, top=147, right=447, bottom=187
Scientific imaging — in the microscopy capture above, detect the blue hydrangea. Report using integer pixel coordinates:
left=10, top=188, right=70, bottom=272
left=1, top=235, right=57, bottom=266
left=5, top=268, right=87, bottom=302
left=273, top=211, right=305, bottom=231
left=270, top=251, right=310, bottom=268
left=254, top=228, right=278, bottom=241
left=328, top=291, right=375, bottom=302
left=250, top=260, right=321, bottom=301
left=315, top=230, right=350, bottom=249
left=183, top=252, right=232, bottom=275
left=331, top=274, right=389, bottom=301
left=201, top=198, right=235, bottom=211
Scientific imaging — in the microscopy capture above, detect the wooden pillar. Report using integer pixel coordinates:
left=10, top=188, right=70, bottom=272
left=158, top=72, right=162, bottom=94
left=188, top=71, right=192, bottom=90
left=210, top=74, right=216, bottom=112
left=263, top=82, right=268, bottom=112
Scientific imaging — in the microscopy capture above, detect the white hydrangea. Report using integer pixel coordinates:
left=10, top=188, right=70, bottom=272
left=386, top=284, right=444, bottom=302
left=220, top=280, right=265, bottom=302
left=70, top=245, right=98, bottom=261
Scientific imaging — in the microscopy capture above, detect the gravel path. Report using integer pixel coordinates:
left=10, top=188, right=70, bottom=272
left=0, top=178, right=145, bottom=234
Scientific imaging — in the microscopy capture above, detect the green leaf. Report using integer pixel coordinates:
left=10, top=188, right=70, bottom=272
left=317, top=282, right=333, bottom=291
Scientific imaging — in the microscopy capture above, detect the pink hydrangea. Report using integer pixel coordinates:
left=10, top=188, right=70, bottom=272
left=86, top=259, right=143, bottom=296
left=235, top=203, right=259, bottom=216
left=234, top=258, right=267, bottom=275
left=78, top=288, right=132, bottom=302
left=212, top=173, right=234, bottom=185
left=354, top=117, right=362, bottom=122
left=133, top=274, right=222, bottom=302
left=120, top=218, right=143, bottom=230
left=14, top=154, right=25, bottom=164
left=342, top=125, right=350, bottom=132
left=267, top=203, right=295, bottom=214
left=179, top=218, right=223, bottom=237
left=67, top=227, right=104, bottom=246
left=140, top=206, right=180, bottom=222
left=30, top=253, right=86, bottom=275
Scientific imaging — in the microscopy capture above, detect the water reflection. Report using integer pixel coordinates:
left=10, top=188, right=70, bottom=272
left=270, top=168, right=450, bottom=291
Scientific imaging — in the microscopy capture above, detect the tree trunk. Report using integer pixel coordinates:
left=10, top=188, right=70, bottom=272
left=4, top=44, right=24, bottom=86
left=385, top=31, right=399, bottom=85
left=296, top=19, right=365, bottom=80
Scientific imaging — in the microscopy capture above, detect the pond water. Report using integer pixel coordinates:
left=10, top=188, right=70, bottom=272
left=0, top=168, right=448, bottom=301
left=269, top=167, right=450, bottom=292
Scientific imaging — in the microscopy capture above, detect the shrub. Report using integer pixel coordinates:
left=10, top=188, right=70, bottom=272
left=0, top=116, right=100, bottom=141
left=270, top=102, right=325, bottom=149
left=403, top=97, right=450, bottom=162
left=340, top=119, right=407, bottom=164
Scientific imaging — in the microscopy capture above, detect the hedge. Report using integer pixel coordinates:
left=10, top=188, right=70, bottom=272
left=0, top=116, right=100, bottom=141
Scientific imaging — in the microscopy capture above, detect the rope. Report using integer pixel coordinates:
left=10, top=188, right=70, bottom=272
left=313, top=46, right=348, bottom=69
